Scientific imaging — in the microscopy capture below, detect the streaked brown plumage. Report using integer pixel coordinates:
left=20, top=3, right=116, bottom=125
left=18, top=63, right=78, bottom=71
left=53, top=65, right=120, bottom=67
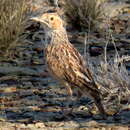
left=31, top=13, right=106, bottom=117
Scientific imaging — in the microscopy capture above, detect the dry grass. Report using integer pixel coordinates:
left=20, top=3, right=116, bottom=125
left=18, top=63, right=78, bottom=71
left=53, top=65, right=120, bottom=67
left=64, top=0, right=107, bottom=31
left=82, top=20, right=130, bottom=114
left=99, top=57, right=130, bottom=109
left=0, top=0, right=30, bottom=57
left=89, top=52, right=130, bottom=114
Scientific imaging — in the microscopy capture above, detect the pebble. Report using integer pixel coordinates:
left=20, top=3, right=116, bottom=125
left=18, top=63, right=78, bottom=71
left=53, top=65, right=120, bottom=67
left=35, top=122, right=46, bottom=128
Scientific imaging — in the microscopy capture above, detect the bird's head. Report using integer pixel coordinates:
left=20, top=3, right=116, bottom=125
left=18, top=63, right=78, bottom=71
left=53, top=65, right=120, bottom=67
left=31, top=13, right=64, bottom=31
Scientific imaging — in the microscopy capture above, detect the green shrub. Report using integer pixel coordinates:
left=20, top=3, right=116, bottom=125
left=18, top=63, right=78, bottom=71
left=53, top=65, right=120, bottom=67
left=0, top=0, right=30, bottom=56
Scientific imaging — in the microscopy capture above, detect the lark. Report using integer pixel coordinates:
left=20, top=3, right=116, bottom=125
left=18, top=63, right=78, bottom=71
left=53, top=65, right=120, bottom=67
left=31, top=13, right=107, bottom=117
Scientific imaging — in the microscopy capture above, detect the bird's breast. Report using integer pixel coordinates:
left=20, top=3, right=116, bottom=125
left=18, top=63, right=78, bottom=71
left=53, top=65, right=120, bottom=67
left=44, top=44, right=65, bottom=80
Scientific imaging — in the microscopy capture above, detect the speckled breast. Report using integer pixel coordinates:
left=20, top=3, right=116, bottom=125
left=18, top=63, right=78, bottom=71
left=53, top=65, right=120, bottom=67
left=44, top=44, right=65, bottom=81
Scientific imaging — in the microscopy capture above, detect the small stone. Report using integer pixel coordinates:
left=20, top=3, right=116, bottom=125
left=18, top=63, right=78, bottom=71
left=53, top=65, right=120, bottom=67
left=19, top=124, right=26, bottom=128
left=27, top=124, right=35, bottom=128
left=87, top=120, right=98, bottom=127
left=35, top=122, right=45, bottom=128
left=0, top=86, right=17, bottom=93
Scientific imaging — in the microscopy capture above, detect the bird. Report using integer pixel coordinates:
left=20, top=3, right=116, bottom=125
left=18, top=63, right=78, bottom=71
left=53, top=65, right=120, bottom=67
left=31, top=13, right=107, bottom=117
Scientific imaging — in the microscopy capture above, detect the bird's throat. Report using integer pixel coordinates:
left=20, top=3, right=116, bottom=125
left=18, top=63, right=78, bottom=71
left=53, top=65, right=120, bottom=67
left=51, top=29, right=69, bottom=45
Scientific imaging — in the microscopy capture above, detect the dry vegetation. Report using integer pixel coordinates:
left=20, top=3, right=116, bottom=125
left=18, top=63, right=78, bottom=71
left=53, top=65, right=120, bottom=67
left=0, top=1, right=130, bottom=128
left=0, top=0, right=30, bottom=56
left=58, top=0, right=130, bottom=113
left=86, top=42, right=130, bottom=114
left=64, top=0, right=107, bottom=31
left=96, top=57, right=130, bottom=114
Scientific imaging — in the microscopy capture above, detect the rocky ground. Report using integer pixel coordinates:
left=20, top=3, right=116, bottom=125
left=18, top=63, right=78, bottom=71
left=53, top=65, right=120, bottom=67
left=0, top=0, right=130, bottom=129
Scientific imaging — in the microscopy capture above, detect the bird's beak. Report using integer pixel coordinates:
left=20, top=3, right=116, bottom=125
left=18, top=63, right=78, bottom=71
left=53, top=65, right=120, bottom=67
left=30, top=17, right=49, bottom=27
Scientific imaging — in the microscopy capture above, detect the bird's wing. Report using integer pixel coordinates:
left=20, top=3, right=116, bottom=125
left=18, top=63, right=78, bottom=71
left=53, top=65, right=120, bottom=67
left=53, top=41, right=100, bottom=93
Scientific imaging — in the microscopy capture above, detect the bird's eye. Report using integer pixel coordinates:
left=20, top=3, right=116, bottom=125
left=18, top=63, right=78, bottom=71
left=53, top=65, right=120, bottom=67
left=50, top=17, right=54, bottom=21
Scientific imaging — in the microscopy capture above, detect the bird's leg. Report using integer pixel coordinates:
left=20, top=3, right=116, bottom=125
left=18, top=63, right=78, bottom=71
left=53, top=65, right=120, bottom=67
left=72, top=88, right=82, bottom=106
left=62, top=82, right=74, bottom=116
left=65, top=83, right=73, bottom=111
left=63, top=84, right=84, bottom=117
left=76, top=89, right=83, bottom=100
